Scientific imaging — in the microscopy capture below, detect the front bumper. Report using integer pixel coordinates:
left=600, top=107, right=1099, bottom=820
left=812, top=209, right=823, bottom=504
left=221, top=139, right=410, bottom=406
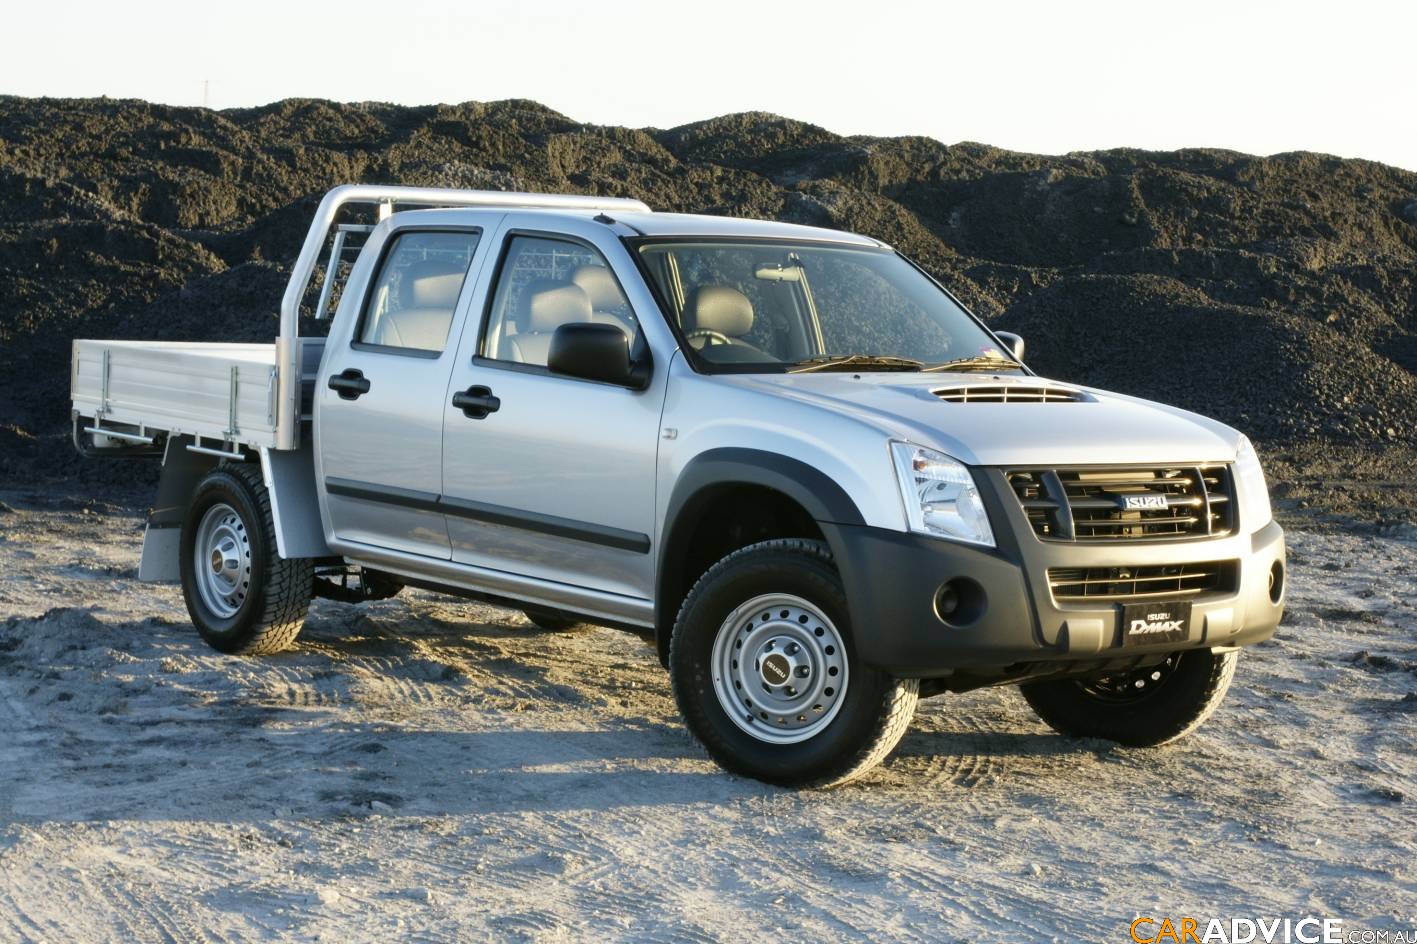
left=824, top=478, right=1285, bottom=678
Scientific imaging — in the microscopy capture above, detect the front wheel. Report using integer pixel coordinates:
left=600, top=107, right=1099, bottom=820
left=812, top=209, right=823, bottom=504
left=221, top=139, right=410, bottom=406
left=179, top=462, right=312, bottom=655
left=1020, top=648, right=1238, bottom=746
left=670, top=539, right=918, bottom=788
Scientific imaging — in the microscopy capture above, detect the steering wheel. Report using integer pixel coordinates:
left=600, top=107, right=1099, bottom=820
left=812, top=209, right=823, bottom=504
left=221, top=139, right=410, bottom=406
left=685, top=328, right=734, bottom=347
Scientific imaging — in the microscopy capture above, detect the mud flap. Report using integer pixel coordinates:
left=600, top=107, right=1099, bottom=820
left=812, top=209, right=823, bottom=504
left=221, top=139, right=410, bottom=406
left=138, top=524, right=182, bottom=582
left=259, top=443, right=331, bottom=560
left=139, top=439, right=218, bottom=583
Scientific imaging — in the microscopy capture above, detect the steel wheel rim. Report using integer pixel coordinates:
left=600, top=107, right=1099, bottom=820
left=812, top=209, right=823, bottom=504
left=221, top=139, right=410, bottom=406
left=711, top=593, right=850, bottom=744
left=1078, top=653, right=1181, bottom=703
left=193, top=502, right=252, bottom=620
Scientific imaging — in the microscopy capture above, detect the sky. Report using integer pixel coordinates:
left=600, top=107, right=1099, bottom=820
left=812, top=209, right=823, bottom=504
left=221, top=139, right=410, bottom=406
left=2, top=0, right=1413, bottom=170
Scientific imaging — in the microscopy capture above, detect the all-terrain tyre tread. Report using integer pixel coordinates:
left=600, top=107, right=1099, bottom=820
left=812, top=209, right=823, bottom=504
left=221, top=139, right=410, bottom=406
left=815, top=673, right=920, bottom=788
left=670, top=538, right=919, bottom=788
left=199, top=462, right=312, bottom=655
left=1021, top=648, right=1239, bottom=747
left=1161, top=648, right=1238, bottom=744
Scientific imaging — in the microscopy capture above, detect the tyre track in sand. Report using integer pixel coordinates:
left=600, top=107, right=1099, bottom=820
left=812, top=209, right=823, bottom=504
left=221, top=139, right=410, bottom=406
left=0, top=672, right=39, bottom=822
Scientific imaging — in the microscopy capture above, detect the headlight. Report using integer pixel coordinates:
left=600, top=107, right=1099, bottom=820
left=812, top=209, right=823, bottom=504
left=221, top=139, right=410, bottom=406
left=889, top=442, right=995, bottom=547
left=1234, top=435, right=1272, bottom=530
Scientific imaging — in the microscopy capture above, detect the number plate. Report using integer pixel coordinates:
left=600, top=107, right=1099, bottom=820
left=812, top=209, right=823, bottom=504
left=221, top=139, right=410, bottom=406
left=1120, top=600, right=1192, bottom=646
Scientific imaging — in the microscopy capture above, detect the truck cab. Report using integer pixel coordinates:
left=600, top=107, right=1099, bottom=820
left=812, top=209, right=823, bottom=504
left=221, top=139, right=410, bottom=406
left=71, top=186, right=1285, bottom=787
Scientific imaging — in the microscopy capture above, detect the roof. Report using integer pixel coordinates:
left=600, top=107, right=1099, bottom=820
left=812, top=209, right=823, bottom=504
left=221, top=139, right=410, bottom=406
left=389, top=205, right=884, bottom=247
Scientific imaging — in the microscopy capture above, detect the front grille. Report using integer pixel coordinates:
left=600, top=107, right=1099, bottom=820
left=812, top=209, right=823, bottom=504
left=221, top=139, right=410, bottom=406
left=1008, top=465, right=1234, bottom=542
left=1048, top=560, right=1238, bottom=601
left=933, top=384, right=1086, bottom=403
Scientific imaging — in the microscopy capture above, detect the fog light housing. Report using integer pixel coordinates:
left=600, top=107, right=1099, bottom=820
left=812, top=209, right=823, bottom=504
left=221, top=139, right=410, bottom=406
left=1268, top=561, right=1285, bottom=605
left=934, top=577, right=986, bottom=627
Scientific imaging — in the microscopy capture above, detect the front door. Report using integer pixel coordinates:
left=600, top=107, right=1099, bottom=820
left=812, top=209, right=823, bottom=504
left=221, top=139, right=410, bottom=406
left=440, top=225, right=665, bottom=599
left=317, top=225, right=490, bottom=559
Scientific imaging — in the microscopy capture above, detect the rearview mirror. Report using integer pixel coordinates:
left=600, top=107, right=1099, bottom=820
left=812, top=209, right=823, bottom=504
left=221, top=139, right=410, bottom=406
left=548, top=323, right=649, bottom=388
left=754, top=263, right=803, bottom=282
left=994, top=331, right=1025, bottom=361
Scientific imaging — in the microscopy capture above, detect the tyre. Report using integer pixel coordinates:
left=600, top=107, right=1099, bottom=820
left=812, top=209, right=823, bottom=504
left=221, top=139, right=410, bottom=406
left=669, top=539, right=919, bottom=788
left=1019, top=648, right=1238, bottom=747
left=179, top=462, right=313, bottom=655
left=521, top=607, right=586, bottom=633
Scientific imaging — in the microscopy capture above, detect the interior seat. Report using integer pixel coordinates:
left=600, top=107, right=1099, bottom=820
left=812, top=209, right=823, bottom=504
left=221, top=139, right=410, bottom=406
left=571, top=264, right=635, bottom=336
left=505, top=281, right=593, bottom=365
left=368, top=260, right=466, bottom=351
left=682, top=286, right=776, bottom=362
left=684, top=286, right=757, bottom=348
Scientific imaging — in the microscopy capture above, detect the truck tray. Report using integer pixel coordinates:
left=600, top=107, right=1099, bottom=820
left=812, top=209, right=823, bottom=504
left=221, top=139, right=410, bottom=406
left=71, top=339, right=323, bottom=451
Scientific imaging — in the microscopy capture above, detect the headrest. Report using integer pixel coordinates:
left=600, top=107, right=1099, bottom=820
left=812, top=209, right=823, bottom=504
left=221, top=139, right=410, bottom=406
left=686, top=286, right=754, bottom=337
left=527, top=283, right=592, bottom=333
left=513, top=279, right=559, bottom=329
left=571, top=265, right=625, bottom=310
left=400, top=259, right=465, bottom=309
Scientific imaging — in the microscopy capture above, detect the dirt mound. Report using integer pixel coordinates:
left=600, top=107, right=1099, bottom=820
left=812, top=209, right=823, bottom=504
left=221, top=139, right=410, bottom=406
left=1, top=95, right=1414, bottom=492
left=1001, top=273, right=1417, bottom=444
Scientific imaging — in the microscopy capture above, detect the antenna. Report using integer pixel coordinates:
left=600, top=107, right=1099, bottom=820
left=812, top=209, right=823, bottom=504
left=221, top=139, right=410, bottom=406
left=202, top=80, right=210, bottom=109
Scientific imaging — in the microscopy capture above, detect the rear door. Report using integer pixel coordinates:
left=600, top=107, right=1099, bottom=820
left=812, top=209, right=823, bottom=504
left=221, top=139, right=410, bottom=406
left=317, top=223, right=493, bottom=559
left=439, top=217, right=666, bottom=599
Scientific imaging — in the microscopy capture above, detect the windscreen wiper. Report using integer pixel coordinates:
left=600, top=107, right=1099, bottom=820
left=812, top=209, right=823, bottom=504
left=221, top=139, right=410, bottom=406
left=788, top=354, right=926, bottom=374
left=921, top=354, right=1021, bottom=373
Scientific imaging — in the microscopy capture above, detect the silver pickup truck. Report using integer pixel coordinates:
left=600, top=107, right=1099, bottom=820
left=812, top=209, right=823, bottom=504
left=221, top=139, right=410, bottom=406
left=71, top=185, right=1285, bottom=787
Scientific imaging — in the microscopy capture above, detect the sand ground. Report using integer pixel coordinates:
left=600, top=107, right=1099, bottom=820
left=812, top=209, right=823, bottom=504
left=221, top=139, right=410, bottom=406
left=0, top=492, right=1413, bottom=942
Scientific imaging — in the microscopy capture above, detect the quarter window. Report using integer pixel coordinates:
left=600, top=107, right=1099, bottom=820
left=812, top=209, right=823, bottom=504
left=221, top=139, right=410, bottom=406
left=358, top=230, right=480, bottom=353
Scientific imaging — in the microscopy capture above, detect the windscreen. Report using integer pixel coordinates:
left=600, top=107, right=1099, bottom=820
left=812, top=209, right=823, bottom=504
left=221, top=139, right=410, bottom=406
left=636, top=240, right=1010, bottom=371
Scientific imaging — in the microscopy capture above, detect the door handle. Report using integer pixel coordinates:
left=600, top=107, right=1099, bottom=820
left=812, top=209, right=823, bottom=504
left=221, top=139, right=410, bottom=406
left=452, top=385, right=501, bottom=419
left=327, top=368, right=371, bottom=400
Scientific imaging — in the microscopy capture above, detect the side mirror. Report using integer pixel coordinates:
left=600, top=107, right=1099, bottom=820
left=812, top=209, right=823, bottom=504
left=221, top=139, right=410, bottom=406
left=994, top=331, right=1025, bottom=362
left=548, top=322, right=649, bottom=388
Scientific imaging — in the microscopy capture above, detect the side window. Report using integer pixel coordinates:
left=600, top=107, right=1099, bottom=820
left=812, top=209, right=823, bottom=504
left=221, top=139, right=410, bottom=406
left=357, top=230, right=480, bottom=354
left=481, top=235, right=636, bottom=367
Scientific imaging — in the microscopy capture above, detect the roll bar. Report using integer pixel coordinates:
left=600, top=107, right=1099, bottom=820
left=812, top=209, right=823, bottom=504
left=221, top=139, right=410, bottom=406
left=273, top=185, right=651, bottom=449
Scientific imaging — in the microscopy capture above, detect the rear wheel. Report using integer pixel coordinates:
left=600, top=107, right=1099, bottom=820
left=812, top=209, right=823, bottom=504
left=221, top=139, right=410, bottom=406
left=179, top=462, right=312, bottom=655
left=1020, top=648, right=1238, bottom=746
left=670, top=539, right=918, bottom=788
